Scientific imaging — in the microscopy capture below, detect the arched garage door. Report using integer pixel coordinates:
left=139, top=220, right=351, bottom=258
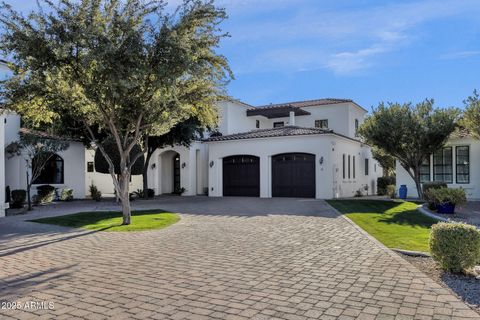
left=272, top=153, right=315, bottom=198
left=223, top=155, right=260, bottom=197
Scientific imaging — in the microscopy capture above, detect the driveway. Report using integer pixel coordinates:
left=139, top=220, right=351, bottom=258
left=0, top=196, right=478, bottom=319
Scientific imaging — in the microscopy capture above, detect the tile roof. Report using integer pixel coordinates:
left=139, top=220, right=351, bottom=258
left=256, top=98, right=353, bottom=109
left=19, top=127, right=80, bottom=141
left=206, top=126, right=333, bottom=142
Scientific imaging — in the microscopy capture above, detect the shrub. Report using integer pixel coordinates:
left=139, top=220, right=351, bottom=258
left=377, top=176, right=396, bottom=195
left=147, top=188, right=155, bottom=198
left=36, top=185, right=55, bottom=204
left=89, top=184, right=102, bottom=202
left=133, top=188, right=155, bottom=199
left=10, top=189, right=26, bottom=208
left=423, top=182, right=448, bottom=209
left=60, top=188, right=74, bottom=201
left=173, top=186, right=186, bottom=195
left=386, top=185, right=396, bottom=199
left=425, top=188, right=467, bottom=207
left=430, top=222, right=480, bottom=273
left=354, top=189, right=363, bottom=197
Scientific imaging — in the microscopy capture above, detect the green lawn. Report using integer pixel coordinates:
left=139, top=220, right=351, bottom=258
left=29, top=210, right=180, bottom=232
left=326, top=200, right=438, bottom=252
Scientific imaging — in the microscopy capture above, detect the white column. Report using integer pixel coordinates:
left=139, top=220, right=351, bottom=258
left=289, top=111, right=295, bottom=126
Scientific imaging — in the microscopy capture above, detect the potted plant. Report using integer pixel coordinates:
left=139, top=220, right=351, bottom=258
left=425, top=187, right=466, bottom=214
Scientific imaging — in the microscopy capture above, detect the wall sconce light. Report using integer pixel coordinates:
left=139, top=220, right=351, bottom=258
left=319, top=156, right=324, bottom=165
left=151, top=163, right=156, bottom=169
left=209, top=160, right=214, bottom=168
left=181, top=162, right=186, bottom=169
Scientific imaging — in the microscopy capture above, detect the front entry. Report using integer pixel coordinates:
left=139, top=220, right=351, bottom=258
left=272, top=153, right=315, bottom=198
left=223, top=155, right=260, bottom=197
left=173, top=154, right=180, bottom=193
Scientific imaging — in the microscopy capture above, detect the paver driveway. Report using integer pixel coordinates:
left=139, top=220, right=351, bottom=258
left=0, top=196, right=478, bottom=320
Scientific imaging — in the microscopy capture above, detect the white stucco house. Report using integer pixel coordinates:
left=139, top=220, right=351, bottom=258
left=0, top=96, right=383, bottom=217
left=147, top=98, right=383, bottom=199
left=396, top=130, right=478, bottom=199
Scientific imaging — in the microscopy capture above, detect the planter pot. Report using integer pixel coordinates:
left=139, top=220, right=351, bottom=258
left=436, top=202, right=455, bottom=214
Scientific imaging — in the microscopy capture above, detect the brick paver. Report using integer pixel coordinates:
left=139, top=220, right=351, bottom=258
left=0, top=196, right=478, bottom=319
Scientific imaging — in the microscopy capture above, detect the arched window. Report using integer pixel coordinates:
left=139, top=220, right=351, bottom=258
left=32, top=154, right=64, bottom=184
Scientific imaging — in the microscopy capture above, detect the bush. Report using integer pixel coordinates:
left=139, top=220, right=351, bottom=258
left=423, top=182, right=448, bottom=209
left=377, top=176, right=396, bottom=195
left=425, top=188, right=467, bottom=206
left=89, top=184, right=102, bottom=202
left=386, top=185, right=396, bottom=199
left=60, top=188, right=74, bottom=201
left=10, top=189, right=26, bottom=208
left=133, top=188, right=155, bottom=199
left=430, top=222, right=480, bottom=273
left=36, top=185, right=55, bottom=204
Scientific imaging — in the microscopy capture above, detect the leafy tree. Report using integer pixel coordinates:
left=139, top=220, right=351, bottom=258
left=94, top=139, right=145, bottom=175
left=142, top=117, right=205, bottom=197
left=371, top=146, right=395, bottom=177
left=358, top=100, right=458, bottom=198
left=6, top=131, right=69, bottom=210
left=0, top=0, right=232, bottom=224
left=461, top=90, right=480, bottom=139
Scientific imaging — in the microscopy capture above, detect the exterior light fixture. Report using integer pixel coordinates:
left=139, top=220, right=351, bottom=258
left=181, top=162, right=186, bottom=169
left=151, top=163, right=156, bottom=169
left=209, top=161, right=214, bottom=168
left=319, top=156, right=324, bottom=165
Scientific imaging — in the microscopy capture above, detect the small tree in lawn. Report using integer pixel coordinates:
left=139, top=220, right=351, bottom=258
left=358, top=100, right=458, bottom=198
left=6, top=132, right=69, bottom=210
left=0, top=0, right=231, bottom=224
left=462, top=90, right=480, bottom=138
left=371, top=146, right=395, bottom=177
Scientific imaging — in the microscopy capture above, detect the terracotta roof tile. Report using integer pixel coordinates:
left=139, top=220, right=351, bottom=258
left=206, top=126, right=333, bottom=142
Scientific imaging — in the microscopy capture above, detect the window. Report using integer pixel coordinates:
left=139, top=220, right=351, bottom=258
left=419, top=157, right=430, bottom=183
left=342, top=154, right=346, bottom=179
left=315, top=119, right=328, bottom=129
left=353, top=156, right=356, bottom=179
left=87, top=161, right=94, bottom=173
left=255, top=120, right=260, bottom=129
left=374, top=163, right=377, bottom=173
left=365, top=159, right=369, bottom=175
left=348, top=155, right=351, bottom=179
left=273, top=122, right=284, bottom=128
left=355, top=119, right=359, bottom=136
left=433, top=147, right=452, bottom=183
left=456, top=146, right=470, bottom=184
left=32, top=153, right=64, bottom=184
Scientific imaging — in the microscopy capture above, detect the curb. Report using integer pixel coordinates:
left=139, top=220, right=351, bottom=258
left=416, top=205, right=448, bottom=222
left=391, top=248, right=430, bottom=257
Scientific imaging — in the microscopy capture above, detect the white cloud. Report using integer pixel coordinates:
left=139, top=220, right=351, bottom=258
left=223, top=0, right=480, bottom=75
left=440, top=51, right=480, bottom=60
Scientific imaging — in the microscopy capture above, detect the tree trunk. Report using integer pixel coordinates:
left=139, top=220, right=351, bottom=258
left=142, top=151, right=153, bottom=199
left=412, top=165, right=423, bottom=199
left=120, top=172, right=131, bottom=225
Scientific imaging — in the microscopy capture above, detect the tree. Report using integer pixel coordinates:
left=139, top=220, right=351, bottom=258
left=6, top=131, right=69, bottom=210
left=142, top=117, right=205, bottom=197
left=371, top=146, right=395, bottom=177
left=358, top=100, right=458, bottom=198
left=0, top=0, right=232, bottom=224
left=461, top=90, right=480, bottom=139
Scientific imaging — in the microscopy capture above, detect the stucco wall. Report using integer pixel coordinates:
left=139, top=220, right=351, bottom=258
left=85, top=148, right=143, bottom=196
left=148, top=141, right=208, bottom=196
left=6, top=141, right=87, bottom=199
left=396, top=136, right=480, bottom=199
left=206, top=134, right=382, bottom=199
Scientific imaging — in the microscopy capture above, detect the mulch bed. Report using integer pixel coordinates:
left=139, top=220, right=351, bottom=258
left=402, top=254, right=480, bottom=314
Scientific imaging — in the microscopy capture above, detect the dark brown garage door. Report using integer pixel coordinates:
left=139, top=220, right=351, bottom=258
left=272, top=153, right=315, bottom=198
left=223, top=155, right=260, bottom=197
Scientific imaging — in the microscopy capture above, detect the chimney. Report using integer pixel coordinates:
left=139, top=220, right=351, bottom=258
left=289, top=111, right=295, bottom=126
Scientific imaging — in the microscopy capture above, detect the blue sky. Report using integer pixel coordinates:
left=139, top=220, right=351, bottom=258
left=7, top=0, right=480, bottom=110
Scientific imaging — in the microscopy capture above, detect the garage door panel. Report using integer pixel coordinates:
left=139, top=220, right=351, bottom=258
left=272, top=153, right=315, bottom=198
left=223, top=155, right=260, bottom=197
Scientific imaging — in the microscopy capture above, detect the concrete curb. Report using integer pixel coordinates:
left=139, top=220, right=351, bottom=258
left=416, top=205, right=449, bottom=222
left=391, top=248, right=430, bottom=257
